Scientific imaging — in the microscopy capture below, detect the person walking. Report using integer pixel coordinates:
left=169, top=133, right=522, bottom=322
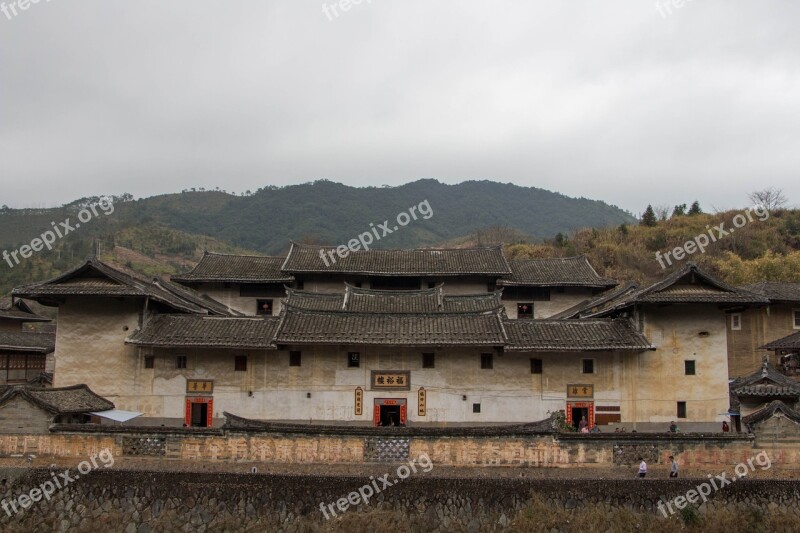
left=638, top=457, right=648, bottom=478
left=578, top=416, right=588, bottom=431
left=669, top=455, right=679, bottom=478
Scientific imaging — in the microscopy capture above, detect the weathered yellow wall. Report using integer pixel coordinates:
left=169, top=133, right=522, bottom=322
left=3, top=431, right=797, bottom=469
left=727, top=304, right=798, bottom=378
left=54, top=298, right=141, bottom=408
left=638, top=305, right=729, bottom=423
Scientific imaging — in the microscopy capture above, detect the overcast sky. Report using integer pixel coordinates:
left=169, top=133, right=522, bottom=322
left=1, top=1, right=799, bottom=214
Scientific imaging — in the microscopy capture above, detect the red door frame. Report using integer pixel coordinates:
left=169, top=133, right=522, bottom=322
left=374, top=398, right=407, bottom=426
left=185, top=397, right=214, bottom=427
left=566, top=401, right=594, bottom=429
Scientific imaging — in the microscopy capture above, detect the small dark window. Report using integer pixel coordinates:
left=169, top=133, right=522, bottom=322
left=685, top=360, right=696, bottom=375
left=487, top=283, right=495, bottom=293
left=176, top=356, right=187, bottom=369
left=144, top=356, right=154, bottom=369
left=296, top=281, right=304, bottom=290
left=348, top=352, right=360, bottom=368
left=290, top=351, right=302, bottom=367
left=256, top=299, right=273, bottom=315
left=794, top=310, right=800, bottom=329
left=481, top=353, right=493, bottom=370
left=422, top=353, right=435, bottom=369
left=428, top=281, right=437, bottom=289
left=472, top=403, right=481, bottom=413
left=234, top=356, right=248, bottom=371
left=531, top=358, right=542, bottom=374
left=677, top=401, right=687, bottom=419
left=517, top=303, right=533, bottom=319
left=582, top=359, right=594, bottom=374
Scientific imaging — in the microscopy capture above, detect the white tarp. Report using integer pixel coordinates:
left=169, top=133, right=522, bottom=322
left=90, top=410, right=143, bottom=422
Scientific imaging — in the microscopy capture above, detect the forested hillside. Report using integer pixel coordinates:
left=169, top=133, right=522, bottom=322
left=0, top=180, right=635, bottom=293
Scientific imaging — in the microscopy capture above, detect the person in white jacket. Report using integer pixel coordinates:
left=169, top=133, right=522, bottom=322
left=638, top=457, right=648, bottom=478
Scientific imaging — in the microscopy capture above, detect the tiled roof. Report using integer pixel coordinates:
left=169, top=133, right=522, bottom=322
left=223, top=411, right=556, bottom=436
left=762, top=331, right=800, bottom=351
left=582, top=263, right=768, bottom=317
left=500, top=256, right=617, bottom=288
left=13, top=258, right=234, bottom=316
left=284, top=285, right=505, bottom=314
left=742, top=400, right=800, bottom=428
left=740, top=282, right=800, bottom=303
left=172, top=252, right=293, bottom=283
left=730, top=359, right=800, bottom=398
left=127, top=315, right=280, bottom=349
left=504, top=318, right=653, bottom=352
left=153, top=279, right=243, bottom=317
left=281, top=242, right=512, bottom=276
left=549, top=282, right=639, bottom=319
left=0, top=384, right=114, bottom=415
left=0, top=332, right=55, bottom=354
left=0, top=299, right=51, bottom=322
left=275, top=307, right=508, bottom=346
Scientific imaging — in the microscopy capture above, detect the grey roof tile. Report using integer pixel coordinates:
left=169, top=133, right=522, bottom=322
left=127, top=315, right=280, bottom=349
left=500, top=256, right=617, bottom=288
left=281, top=242, right=511, bottom=276
left=504, top=318, right=653, bottom=351
left=172, top=252, right=293, bottom=283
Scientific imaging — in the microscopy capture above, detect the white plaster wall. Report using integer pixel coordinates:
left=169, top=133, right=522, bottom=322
left=502, top=287, right=594, bottom=319
left=194, top=284, right=283, bottom=316
left=126, top=345, right=681, bottom=425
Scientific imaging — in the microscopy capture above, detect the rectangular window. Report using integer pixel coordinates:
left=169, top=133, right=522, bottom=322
left=348, top=352, right=360, bottom=368
left=256, top=299, right=274, bottom=316
left=422, top=353, right=435, bottom=369
left=290, top=351, right=302, bottom=367
left=582, top=359, right=594, bottom=374
left=240, top=284, right=284, bottom=297
left=685, top=360, right=696, bottom=375
left=144, top=356, right=154, bottom=369
left=677, top=401, right=687, bottom=419
left=176, top=356, right=187, bottom=369
left=794, top=309, right=800, bottom=329
left=472, top=403, right=481, bottom=413
left=731, top=313, right=742, bottom=330
left=235, top=356, right=247, bottom=372
left=517, top=303, right=533, bottom=319
left=531, top=358, right=543, bottom=374
left=480, top=353, right=493, bottom=370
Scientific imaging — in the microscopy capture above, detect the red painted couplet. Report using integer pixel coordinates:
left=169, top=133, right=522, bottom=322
left=400, top=404, right=407, bottom=425
left=373, top=404, right=381, bottom=426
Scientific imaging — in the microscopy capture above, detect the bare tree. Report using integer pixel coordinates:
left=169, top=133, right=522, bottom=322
left=652, top=204, right=671, bottom=221
left=748, top=188, right=788, bottom=211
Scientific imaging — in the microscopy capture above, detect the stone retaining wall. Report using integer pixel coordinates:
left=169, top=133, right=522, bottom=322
left=1, top=470, right=799, bottom=532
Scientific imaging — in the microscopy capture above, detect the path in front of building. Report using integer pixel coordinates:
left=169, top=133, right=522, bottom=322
left=2, top=456, right=797, bottom=480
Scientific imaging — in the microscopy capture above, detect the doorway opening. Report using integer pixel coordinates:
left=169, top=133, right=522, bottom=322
left=373, top=398, right=407, bottom=427
left=191, top=402, right=208, bottom=427
left=184, top=397, right=213, bottom=428
left=571, top=406, right=589, bottom=430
